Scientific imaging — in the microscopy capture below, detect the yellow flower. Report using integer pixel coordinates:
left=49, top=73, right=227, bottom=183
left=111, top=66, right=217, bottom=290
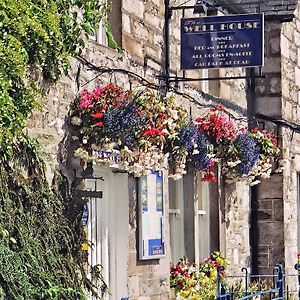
left=179, top=290, right=190, bottom=298
left=210, top=269, right=217, bottom=280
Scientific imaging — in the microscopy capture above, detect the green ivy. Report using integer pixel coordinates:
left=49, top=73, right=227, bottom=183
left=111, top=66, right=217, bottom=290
left=0, top=0, right=112, bottom=299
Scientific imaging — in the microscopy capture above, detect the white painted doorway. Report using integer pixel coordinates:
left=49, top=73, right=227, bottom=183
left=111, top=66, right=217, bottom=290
left=85, top=167, right=129, bottom=300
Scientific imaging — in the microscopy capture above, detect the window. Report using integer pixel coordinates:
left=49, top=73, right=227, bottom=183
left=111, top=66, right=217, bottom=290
left=84, top=167, right=129, bottom=300
left=169, top=177, right=185, bottom=262
left=169, top=170, right=216, bottom=263
left=194, top=173, right=210, bottom=264
left=90, top=0, right=122, bottom=49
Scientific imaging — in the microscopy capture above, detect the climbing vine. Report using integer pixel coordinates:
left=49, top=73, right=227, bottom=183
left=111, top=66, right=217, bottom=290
left=0, top=0, right=110, bottom=299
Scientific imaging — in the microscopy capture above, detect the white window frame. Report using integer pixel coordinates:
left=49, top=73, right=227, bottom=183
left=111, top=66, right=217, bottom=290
left=84, top=167, right=129, bottom=300
left=169, top=172, right=211, bottom=263
left=169, top=178, right=185, bottom=262
left=194, top=174, right=210, bottom=264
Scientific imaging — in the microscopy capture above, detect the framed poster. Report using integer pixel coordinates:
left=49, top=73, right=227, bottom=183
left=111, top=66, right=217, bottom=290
left=138, top=171, right=165, bottom=260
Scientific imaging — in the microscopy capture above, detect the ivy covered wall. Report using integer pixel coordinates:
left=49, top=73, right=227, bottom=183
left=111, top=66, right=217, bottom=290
left=0, top=1, right=110, bottom=299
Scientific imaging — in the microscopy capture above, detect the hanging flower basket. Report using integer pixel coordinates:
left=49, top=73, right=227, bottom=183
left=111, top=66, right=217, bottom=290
left=70, top=83, right=189, bottom=177
left=69, top=84, right=280, bottom=184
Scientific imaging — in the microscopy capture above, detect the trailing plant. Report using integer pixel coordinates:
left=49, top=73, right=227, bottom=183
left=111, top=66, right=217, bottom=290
left=0, top=137, right=108, bottom=299
left=0, top=0, right=111, bottom=298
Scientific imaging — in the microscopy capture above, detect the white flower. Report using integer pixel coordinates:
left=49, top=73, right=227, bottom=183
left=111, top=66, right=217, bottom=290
left=71, top=116, right=82, bottom=126
left=249, top=180, right=261, bottom=186
left=169, top=173, right=183, bottom=180
left=170, top=109, right=179, bottom=120
left=227, top=160, right=241, bottom=167
left=82, top=136, right=89, bottom=144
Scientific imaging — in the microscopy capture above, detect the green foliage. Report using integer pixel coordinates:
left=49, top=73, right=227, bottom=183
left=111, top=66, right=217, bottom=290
left=0, top=138, right=101, bottom=299
left=0, top=0, right=110, bottom=141
left=0, top=0, right=111, bottom=299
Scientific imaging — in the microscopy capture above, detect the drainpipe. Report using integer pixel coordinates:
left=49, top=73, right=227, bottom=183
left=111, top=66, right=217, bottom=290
left=247, top=67, right=259, bottom=275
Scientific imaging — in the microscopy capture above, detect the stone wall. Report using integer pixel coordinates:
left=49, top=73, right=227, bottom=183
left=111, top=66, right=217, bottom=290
left=281, top=2, right=300, bottom=280
left=256, top=20, right=282, bottom=118
left=246, top=18, right=285, bottom=275
left=255, top=175, right=284, bottom=275
left=223, top=182, right=251, bottom=275
left=27, top=0, right=254, bottom=298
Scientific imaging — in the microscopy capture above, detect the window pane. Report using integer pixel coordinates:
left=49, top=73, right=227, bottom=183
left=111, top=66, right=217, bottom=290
left=195, top=175, right=210, bottom=263
left=169, top=178, right=185, bottom=262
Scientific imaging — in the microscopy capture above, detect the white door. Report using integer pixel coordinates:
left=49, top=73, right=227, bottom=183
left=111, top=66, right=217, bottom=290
left=86, top=167, right=129, bottom=300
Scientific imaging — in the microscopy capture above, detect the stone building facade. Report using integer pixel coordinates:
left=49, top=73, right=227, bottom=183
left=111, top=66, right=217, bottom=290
left=28, top=0, right=300, bottom=299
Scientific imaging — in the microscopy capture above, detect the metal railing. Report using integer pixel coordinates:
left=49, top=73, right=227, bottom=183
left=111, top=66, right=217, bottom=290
left=216, top=264, right=300, bottom=300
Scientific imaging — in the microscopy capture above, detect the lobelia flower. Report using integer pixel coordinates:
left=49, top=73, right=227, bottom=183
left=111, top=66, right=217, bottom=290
left=235, top=133, right=260, bottom=176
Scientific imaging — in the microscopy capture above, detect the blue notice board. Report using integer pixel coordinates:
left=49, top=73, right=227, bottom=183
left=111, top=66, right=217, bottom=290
left=139, top=171, right=165, bottom=260
left=181, top=13, right=264, bottom=70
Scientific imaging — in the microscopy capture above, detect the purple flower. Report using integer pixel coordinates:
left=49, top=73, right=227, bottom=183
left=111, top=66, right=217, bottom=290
left=178, top=123, right=198, bottom=150
left=192, top=133, right=211, bottom=171
left=235, top=133, right=260, bottom=175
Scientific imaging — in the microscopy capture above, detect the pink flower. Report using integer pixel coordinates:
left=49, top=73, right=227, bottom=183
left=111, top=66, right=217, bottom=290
left=91, top=86, right=104, bottom=100
left=79, top=89, right=92, bottom=110
left=95, top=122, right=104, bottom=127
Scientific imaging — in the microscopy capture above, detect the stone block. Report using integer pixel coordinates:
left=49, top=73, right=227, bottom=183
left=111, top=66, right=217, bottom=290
left=145, top=46, right=162, bottom=62
left=145, top=12, right=162, bottom=30
left=258, top=200, right=272, bottom=210
left=257, top=174, right=283, bottom=199
left=128, top=275, right=140, bottom=298
left=258, top=253, right=269, bottom=267
left=257, top=222, right=283, bottom=244
left=262, top=57, right=281, bottom=73
left=281, top=34, right=290, bottom=58
left=258, top=245, right=270, bottom=254
left=295, top=67, right=300, bottom=87
left=269, top=77, right=281, bottom=94
left=269, top=36, right=280, bottom=55
left=255, top=96, right=282, bottom=118
left=123, top=34, right=144, bottom=59
left=269, top=246, right=284, bottom=266
left=123, top=14, right=131, bottom=33
left=139, top=279, right=160, bottom=296
left=257, top=210, right=272, bottom=221
left=123, top=0, right=145, bottom=19
left=273, top=199, right=284, bottom=222
left=132, top=22, right=152, bottom=42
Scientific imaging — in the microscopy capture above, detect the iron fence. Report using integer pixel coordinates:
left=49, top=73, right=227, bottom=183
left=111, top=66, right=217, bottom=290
left=217, top=264, right=300, bottom=300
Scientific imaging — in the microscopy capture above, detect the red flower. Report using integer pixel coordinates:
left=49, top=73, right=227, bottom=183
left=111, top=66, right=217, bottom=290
left=95, top=122, right=104, bottom=127
left=208, top=161, right=216, bottom=171
left=91, top=112, right=104, bottom=119
left=251, top=127, right=258, bottom=133
left=195, top=117, right=204, bottom=123
left=144, top=128, right=165, bottom=137
left=201, top=172, right=217, bottom=183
